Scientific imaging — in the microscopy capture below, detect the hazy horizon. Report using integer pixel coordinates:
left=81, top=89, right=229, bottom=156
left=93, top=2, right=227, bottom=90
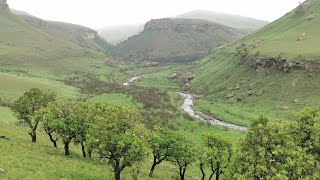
left=9, top=0, right=304, bottom=29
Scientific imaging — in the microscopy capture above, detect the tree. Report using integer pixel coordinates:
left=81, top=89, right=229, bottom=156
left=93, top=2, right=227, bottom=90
left=11, top=88, right=56, bottom=142
left=35, top=107, right=60, bottom=147
left=168, top=136, right=195, bottom=180
left=148, top=126, right=180, bottom=176
left=203, top=133, right=232, bottom=180
left=87, top=104, right=149, bottom=180
left=197, top=146, right=209, bottom=180
left=42, top=99, right=89, bottom=156
left=235, top=116, right=313, bottom=179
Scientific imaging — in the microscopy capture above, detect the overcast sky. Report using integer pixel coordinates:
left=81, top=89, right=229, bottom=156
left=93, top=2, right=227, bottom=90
left=9, top=0, right=303, bottom=29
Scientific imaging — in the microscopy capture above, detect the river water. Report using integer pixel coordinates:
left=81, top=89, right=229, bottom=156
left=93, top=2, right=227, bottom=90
left=178, top=93, right=248, bottom=132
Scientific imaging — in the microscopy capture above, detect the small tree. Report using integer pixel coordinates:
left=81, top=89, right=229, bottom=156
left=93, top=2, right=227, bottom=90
left=35, top=108, right=60, bottom=147
left=203, top=133, right=232, bottom=180
left=168, top=136, right=195, bottom=180
left=11, top=88, right=56, bottom=142
left=42, top=99, right=89, bottom=155
left=87, top=104, right=149, bottom=180
left=148, top=126, right=180, bottom=176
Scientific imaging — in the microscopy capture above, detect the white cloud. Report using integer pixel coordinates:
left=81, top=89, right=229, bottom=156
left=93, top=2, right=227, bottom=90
left=9, top=0, right=303, bottom=29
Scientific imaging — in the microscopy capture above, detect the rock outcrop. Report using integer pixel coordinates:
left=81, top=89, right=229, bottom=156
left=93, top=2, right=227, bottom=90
left=144, top=18, right=242, bottom=36
left=0, top=0, right=8, bottom=9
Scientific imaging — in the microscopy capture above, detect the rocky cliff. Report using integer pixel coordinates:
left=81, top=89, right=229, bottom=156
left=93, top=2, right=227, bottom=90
left=144, top=18, right=242, bottom=37
left=0, top=0, right=8, bottom=9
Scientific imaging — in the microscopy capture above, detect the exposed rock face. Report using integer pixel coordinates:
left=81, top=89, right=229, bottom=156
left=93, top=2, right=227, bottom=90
left=308, top=14, right=317, bottom=21
left=0, top=0, right=8, bottom=9
left=84, top=31, right=96, bottom=40
left=250, top=57, right=307, bottom=73
left=144, top=18, right=241, bottom=36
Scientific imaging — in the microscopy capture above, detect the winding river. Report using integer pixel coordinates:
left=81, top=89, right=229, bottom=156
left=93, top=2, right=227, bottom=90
left=123, top=75, right=143, bottom=86
left=123, top=76, right=247, bottom=132
left=178, top=93, right=248, bottom=132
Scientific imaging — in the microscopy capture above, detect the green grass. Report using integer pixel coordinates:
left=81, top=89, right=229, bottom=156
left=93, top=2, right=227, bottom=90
left=235, top=0, right=320, bottom=60
left=0, top=72, right=79, bottom=101
left=0, top=105, right=241, bottom=179
left=89, top=93, right=143, bottom=109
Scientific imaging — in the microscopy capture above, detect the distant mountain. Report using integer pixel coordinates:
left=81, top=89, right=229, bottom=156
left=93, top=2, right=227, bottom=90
left=176, top=10, right=269, bottom=31
left=116, top=18, right=247, bottom=63
left=98, top=24, right=144, bottom=45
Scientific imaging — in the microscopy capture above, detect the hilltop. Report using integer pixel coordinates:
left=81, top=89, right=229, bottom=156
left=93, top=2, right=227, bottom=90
left=116, top=18, right=247, bottom=63
left=0, top=8, right=115, bottom=77
left=176, top=10, right=269, bottom=30
left=190, top=0, right=320, bottom=126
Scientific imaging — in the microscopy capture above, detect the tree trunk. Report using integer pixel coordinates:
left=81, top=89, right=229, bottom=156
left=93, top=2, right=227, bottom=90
left=48, top=133, right=57, bottom=148
left=216, top=172, right=221, bottom=180
left=208, top=173, right=214, bottom=180
left=88, top=149, right=92, bottom=158
left=30, top=131, right=37, bottom=143
left=114, top=170, right=121, bottom=180
left=64, top=141, right=70, bottom=156
left=179, top=166, right=186, bottom=180
left=199, top=163, right=205, bottom=180
left=149, top=156, right=159, bottom=176
left=81, top=142, right=87, bottom=158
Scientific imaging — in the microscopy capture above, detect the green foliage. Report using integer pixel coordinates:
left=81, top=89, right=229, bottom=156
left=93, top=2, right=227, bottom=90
left=87, top=103, right=149, bottom=180
left=168, top=135, right=195, bottom=180
left=148, top=126, right=181, bottom=176
left=202, top=133, right=232, bottom=180
left=39, top=99, right=89, bottom=155
left=11, top=88, right=56, bottom=142
left=235, top=109, right=320, bottom=179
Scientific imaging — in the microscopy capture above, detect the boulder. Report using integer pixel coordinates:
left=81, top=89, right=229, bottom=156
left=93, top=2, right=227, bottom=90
left=184, top=72, right=195, bottom=81
left=181, top=83, right=191, bottom=90
left=170, top=72, right=178, bottom=79
left=227, top=92, right=235, bottom=99
left=0, top=168, right=5, bottom=174
left=308, top=13, right=317, bottom=21
left=297, top=32, right=307, bottom=41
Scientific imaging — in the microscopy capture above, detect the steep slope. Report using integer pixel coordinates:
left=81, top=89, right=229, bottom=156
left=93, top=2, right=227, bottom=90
left=116, top=18, right=247, bottom=63
left=177, top=10, right=268, bottom=31
left=14, top=13, right=113, bottom=53
left=191, top=0, right=320, bottom=126
left=0, top=8, right=113, bottom=76
left=98, top=24, right=144, bottom=45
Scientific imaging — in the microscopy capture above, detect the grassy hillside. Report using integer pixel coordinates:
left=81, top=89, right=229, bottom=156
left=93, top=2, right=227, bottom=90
left=116, top=18, right=247, bottom=63
left=190, top=0, right=320, bottom=126
left=176, top=10, right=268, bottom=31
left=19, top=15, right=113, bottom=53
left=0, top=9, right=118, bottom=78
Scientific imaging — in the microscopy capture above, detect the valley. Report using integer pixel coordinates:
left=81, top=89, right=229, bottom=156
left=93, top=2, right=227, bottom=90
left=1, top=0, right=320, bottom=179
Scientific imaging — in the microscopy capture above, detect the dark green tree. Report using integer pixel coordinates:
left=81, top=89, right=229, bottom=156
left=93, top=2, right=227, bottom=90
left=11, top=88, right=56, bottom=142
left=168, top=136, right=195, bottom=180
left=87, top=104, right=149, bottom=180
left=203, top=133, right=232, bottom=180
left=148, top=125, right=180, bottom=176
left=42, top=99, right=89, bottom=156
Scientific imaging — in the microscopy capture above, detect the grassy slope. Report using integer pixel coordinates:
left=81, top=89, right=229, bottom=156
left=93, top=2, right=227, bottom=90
left=176, top=10, right=269, bottom=30
left=239, top=0, right=320, bottom=60
left=191, top=0, right=320, bottom=126
left=116, top=18, right=246, bottom=63
left=0, top=10, right=114, bottom=77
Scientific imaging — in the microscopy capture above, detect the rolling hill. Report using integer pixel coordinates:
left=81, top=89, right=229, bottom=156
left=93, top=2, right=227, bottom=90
left=0, top=7, right=114, bottom=77
left=116, top=18, right=247, bottom=63
left=11, top=10, right=113, bottom=53
left=177, top=10, right=269, bottom=31
left=191, top=0, right=320, bottom=126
